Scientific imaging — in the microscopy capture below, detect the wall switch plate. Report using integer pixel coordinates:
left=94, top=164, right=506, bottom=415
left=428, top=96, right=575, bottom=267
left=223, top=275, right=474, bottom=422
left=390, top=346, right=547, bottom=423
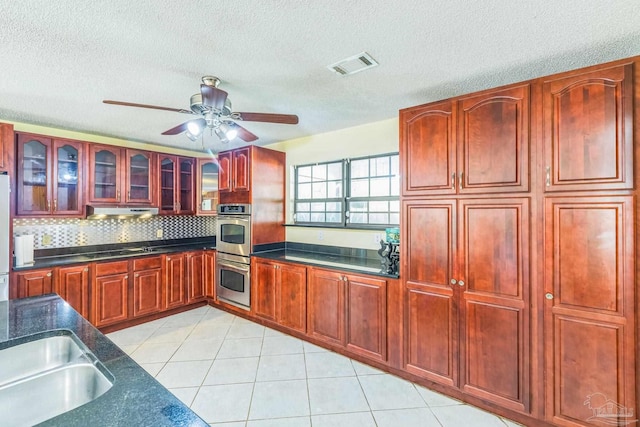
left=317, top=231, right=324, bottom=241
left=156, top=229, right=163, bottom=238
left=374, top=233, right=381, bottom=244
left=42, top=234, right=53, bottom=246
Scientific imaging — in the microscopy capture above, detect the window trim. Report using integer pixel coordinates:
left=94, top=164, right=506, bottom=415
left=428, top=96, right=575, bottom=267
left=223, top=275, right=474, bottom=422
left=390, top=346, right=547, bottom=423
left=293, top=152, right=399, bottom=229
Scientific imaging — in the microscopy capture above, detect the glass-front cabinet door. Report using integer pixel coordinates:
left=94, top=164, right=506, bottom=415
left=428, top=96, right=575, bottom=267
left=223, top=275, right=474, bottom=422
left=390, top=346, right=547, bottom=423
left=197, top=159, right=219, bottom=215
left=17, top=134, right=51, bottom=215
left=53, top=140, right=83, bottom=216
left=159, top=156, right=176, bottom=214
left=179, top=158, right=195, bottom=214
left=89, top=145, right=121, bottom=204
left=126, top=150, right=154, bottom=204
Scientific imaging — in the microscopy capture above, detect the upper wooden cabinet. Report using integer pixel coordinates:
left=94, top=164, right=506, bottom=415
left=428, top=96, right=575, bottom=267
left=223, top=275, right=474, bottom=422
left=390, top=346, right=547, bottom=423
left=400, top=85, right=530, bottom=197
left=197, top=158, right=219, bottom=215
left=218, top=147, right=250, bottom=202
left=16, top=133, right=84, bottom=217
left=543, top=63, right=634, bottom=192
left=0, top=122, right=13, bottom=172
left=89, top=145, right=155, bottom=205
left=159, top=155, right=195, bottom=215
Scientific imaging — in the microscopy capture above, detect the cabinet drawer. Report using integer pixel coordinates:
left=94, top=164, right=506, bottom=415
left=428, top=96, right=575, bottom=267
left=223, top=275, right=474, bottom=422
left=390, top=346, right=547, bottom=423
left=133, top=256, right=162, bottom=271
left=95, top=260, right=129, bottom=276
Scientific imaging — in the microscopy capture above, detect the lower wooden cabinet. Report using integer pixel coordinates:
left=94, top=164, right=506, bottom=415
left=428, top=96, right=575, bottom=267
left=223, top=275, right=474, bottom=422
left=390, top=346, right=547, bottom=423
left=56, top=265, right=90, bottom=318
left=14, top=268, right=54, bottom=298
left=164, top=253, right=186, bottom=309
left=186, top=251, right=205, bottom=303
left=204, top=250, right=216, bottom=299
left=252, top=258, right=307, bottom=333
left=307, top=267, right=387, bottom=361
left=92, top=261, right=129, bottom=328
left=132, top=256, right=163, bottom=318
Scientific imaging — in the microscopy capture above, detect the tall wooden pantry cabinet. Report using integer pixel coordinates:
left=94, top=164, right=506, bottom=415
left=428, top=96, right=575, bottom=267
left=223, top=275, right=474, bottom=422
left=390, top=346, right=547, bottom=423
left=400, top=56, right=638, bottom=427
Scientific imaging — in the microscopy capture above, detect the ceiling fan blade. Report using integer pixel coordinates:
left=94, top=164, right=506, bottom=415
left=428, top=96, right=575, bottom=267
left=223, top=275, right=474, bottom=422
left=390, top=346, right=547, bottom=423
left=200, top=85, right=228, bottom=110
left=230, top=122, right=258, bottom=142
left=161, top=118, right=206, bottom=135
left=235, top=112, right=299, bottom=125
left=103, top=100, right=194, bottom=114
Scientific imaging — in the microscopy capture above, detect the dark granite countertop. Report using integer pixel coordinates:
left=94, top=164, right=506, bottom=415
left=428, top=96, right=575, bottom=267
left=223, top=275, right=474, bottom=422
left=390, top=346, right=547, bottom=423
left=13, top=237, right=216, bottom=271
left=252, top=246, right=400, bottom=279
left=0, top=294, right=208, bottom=427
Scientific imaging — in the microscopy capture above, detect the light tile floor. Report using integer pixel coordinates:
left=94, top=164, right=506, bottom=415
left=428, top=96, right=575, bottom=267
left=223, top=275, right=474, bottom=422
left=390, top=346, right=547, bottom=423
left=107, top=305, right=524, bottom=427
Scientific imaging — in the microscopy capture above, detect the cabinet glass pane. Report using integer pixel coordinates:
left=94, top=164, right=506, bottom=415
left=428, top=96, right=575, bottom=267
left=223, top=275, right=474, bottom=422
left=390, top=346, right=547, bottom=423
left=56, top=144, right=78, bottom=212
left=129, top=153, right=150, bottom=200
left=180, top=160, right=193, bottom=212
left=94, top=150, right=117, bottom=199
left=200, top=162, right=218, bottom=212
left=22, top=140, right=48, bottom=212
left=160, top=158, right=175, bottom=210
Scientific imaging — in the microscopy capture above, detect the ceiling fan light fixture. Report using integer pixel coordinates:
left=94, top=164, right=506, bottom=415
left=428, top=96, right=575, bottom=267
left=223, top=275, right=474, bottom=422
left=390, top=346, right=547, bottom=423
left=218, top=122, right=238, bottom=140
left=214, top=127, right=229, bottom=143
left=187, top=121, right=203, bottom=136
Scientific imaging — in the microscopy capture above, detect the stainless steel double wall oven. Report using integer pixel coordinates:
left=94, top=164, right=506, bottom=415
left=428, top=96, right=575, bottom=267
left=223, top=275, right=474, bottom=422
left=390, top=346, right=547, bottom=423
left=215, top=204, right=251, bottom=309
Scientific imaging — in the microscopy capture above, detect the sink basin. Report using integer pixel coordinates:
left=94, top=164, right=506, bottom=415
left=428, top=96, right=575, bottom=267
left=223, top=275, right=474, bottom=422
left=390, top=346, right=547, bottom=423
left=0, top=330, right=114, bottom=426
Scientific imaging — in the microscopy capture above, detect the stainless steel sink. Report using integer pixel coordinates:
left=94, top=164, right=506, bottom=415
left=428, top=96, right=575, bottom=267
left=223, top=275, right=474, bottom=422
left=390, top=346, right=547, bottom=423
left=0, top=330, right=114, bottom=426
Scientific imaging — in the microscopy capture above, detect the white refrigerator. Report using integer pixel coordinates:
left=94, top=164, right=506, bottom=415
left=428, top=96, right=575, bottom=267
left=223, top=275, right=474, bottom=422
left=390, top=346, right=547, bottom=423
left=0, top=173, right=9, bottom=301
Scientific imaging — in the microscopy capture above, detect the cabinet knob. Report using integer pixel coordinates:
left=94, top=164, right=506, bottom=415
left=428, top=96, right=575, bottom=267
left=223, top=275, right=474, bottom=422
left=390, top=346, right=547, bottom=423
left=545, top=293, right=554, bottom=300
left=83, top=268, right=88, bottom=272
left=450, top=279, right=457, bottom=285
left=167, top=257, right=171, bottom=260
left=458, top=280, right=465, bottom=287
left=46, top=272, right=52, bottom=277
left=135, top=273, right=139, bottom=278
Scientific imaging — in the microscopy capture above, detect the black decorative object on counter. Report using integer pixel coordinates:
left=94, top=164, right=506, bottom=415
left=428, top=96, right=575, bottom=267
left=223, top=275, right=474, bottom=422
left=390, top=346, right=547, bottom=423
left=377, top=240, right=399, bottom=275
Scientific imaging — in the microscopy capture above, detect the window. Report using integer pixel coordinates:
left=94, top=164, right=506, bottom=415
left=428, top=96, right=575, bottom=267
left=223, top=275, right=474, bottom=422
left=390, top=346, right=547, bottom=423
left=294, top=153, right=399, bottom=228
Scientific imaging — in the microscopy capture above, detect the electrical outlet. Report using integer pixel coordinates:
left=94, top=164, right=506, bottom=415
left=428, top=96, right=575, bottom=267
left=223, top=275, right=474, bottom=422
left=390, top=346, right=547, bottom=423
left=374, top=233, right=381, bottom=244
left=317, top=230, right=324, bottom=241
left=156, top=229, right=163, bottom=238
left=42, top=234, right=53, bottom=246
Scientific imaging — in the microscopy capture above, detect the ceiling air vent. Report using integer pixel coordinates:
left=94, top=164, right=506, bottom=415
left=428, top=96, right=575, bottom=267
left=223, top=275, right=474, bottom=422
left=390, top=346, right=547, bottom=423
left=327, top=52, right=379, bottom=76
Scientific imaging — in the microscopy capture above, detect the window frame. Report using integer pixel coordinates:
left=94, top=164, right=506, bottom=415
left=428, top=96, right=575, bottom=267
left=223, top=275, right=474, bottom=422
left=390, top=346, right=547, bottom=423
left=293, top=152, right=399, bottom=229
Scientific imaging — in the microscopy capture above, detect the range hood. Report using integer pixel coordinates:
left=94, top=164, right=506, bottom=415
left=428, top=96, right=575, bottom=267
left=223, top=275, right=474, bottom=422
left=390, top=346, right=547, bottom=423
left=86, top=205, right=159, bottom=219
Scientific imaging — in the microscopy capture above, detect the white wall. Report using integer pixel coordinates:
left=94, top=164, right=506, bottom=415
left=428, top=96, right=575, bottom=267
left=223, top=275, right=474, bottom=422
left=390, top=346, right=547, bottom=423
left=269, top=117, right=399, bottom=250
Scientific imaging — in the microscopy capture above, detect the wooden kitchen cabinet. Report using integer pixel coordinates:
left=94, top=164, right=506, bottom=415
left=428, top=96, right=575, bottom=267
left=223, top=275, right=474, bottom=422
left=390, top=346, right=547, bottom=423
left=14, top=268, right=54, bottom=298
left=164, top=253, right=186, bottom=309
left=0, top=122, right=12, bottom=172
left=89, top=145, right=155, bottom=205
left=204, top=250, right=216, bottom=299
left=544, top=196, right=635, bottom=425
left=197, top=159, right=219, bottom=215
left=92, top=261, right=129, bottom=328
left=252, top=258, right=307, bottom=333
left=186, top=251, right=206, bottom=303
left=131, top=256, right=163, bottom=318
left=16, top=133, right=84, bottom=216
left=400, top=85, right=529, bottom=197
left=543, top=63, right=633, bottom=192
left=158, top=155, right=195, bottom=214
left=217, top=147, right=249, bottom=198
left=307, top=267, right=387, bottom=359
left=402, top=198, right=530, bottom=412
left=56, top=264, right=90, bottom=318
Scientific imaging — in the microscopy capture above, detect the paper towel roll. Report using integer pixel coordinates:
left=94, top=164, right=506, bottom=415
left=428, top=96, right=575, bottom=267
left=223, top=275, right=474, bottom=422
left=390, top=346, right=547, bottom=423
left=15, top=235, right=34, bottom=267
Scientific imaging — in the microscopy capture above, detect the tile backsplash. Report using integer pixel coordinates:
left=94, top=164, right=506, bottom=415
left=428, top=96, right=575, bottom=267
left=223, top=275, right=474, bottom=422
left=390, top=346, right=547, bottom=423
left=13, top=216, right=216, bottom=249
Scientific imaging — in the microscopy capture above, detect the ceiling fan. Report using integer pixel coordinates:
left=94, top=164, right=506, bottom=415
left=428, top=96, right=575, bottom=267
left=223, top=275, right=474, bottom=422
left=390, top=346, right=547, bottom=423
left=103, top=76, right=299, bottom=143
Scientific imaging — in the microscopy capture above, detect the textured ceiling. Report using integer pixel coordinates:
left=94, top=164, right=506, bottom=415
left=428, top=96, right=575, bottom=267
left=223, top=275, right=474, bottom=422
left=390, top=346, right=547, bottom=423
left=0, top=0, right=639, bottom=153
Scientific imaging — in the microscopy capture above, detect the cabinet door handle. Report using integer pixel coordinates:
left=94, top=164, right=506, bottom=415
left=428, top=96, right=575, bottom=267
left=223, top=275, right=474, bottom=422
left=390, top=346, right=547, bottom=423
left=451, top=173, right=456, bottom=190
left=46, top=199, right=51, bottom=211
left=546, top=167, right=551, bottom=187
left=53, top=199, right=57, bottom=212
left=128, top=190, right=131, bottom=200
left=459, top=172, right=463, bottom=189
left=116, top=190, right=120, bottom=201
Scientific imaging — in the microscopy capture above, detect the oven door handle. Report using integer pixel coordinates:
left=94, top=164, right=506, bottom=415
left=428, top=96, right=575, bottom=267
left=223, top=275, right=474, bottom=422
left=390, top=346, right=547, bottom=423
left=218, top=260, right=250, bottom=274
